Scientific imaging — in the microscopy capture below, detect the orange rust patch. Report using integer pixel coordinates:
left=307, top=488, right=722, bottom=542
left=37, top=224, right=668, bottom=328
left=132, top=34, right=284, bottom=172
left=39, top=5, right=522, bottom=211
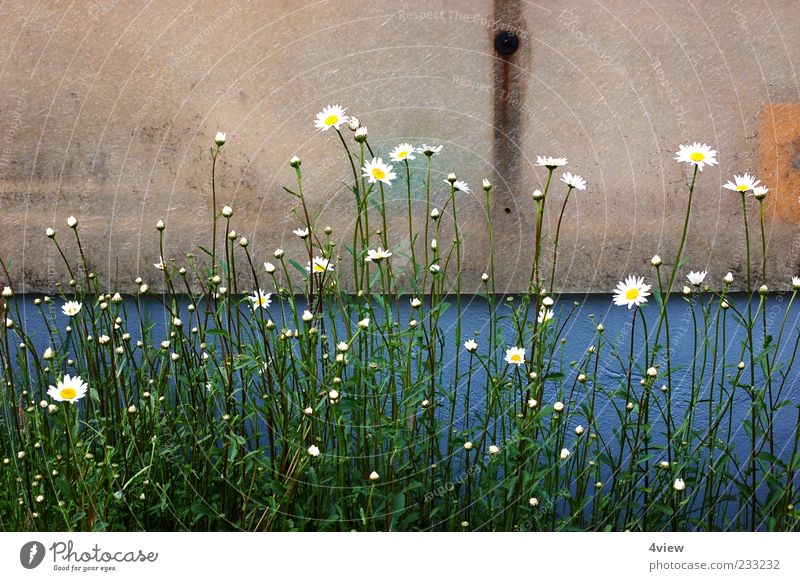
left=759, top=104, right=800, bottom=223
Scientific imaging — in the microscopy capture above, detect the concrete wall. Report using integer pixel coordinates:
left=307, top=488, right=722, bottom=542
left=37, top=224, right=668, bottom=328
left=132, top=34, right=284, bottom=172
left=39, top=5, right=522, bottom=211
left=1, top=0, right=799, bottom=293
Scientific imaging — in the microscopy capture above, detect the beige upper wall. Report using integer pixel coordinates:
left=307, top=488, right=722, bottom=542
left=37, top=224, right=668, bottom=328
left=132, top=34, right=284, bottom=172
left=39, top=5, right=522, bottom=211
left=0, top=0, right=798, bottom=293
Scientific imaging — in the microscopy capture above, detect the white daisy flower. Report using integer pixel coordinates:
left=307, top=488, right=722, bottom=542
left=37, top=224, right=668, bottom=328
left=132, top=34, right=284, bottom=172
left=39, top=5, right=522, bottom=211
left=674, top=142, right=718, bottom=171
left=673, top=478, right=686, bottom=491
left=47, top=374, right=88, bottom=404
left=464, top=339, right=478, bottom=353
left=418, top=144, right=443, bottom=156
left=389, top=143, right=416, bottom=162
left=792, top=276, right=800, bottom=290
left=560, top=448, right=571, bottom=460
left=537, top=307, right=554, bottom=324
left=451, top=180, right=470, bottom=193
left=248, top=289, right=272, bottom=310
left=612, top=275, right=651, bottom=309
left=723, top=173, right=760, bottom=193
left=153, top=258, right=166, bottom=270
left=364, top=247, right=392, bottom=263
left=293, top=227, right=310, bottom=239
left=307, top=445, right=320, bottom=457
left=751, top=185, right=769, bottom=200
left=214, top=132, right=226, bottom=146
left=687, top=271, right=707, bottom=286
left=362, top=157, right=396, bottom=185
left=314, top=104, right=348, bottom=131
left=354, top=127, right=368, bottom=142
left=61, top=301, right=82, bottom=317
left=535, top=156, right=568, bottom=168
left=561, top=172, right=586, bottom=191
left=505, top=346, right=526, bottom=365
left=306, top=257, right=334, bottom=274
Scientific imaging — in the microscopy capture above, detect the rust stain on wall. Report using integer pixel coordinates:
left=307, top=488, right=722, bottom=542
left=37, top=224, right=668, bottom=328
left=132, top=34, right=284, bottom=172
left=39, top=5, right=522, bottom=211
left=759, top=103, right=800, bottom=223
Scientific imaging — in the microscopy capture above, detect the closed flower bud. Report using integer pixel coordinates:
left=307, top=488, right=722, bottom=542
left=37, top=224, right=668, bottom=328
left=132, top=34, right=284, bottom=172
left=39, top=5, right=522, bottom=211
left=289, top=155, right=301, bottom=168
left=67, top=215, right=78, bottom=228
left=553, top=401, right=564, bottom=413
left=527, top=398, right=538, bottom=408
left=482, top=178, right=492, bottom=191
left=46, top=227, right=56, bottom=238
left=358, top=317, right=370, bottom=329
left=302, top=310, right=314, bottom=323
left=646, top=367, right=658, bottom=377
left=529, top=497, right=539, bottom=507
left=542, top=296, right=554, bottom=308
left=337, top=341, right=349, bottom=352
left=369, top=471, right=380, bottom=481
left=723, top=272, right=734, bottom=284
left=307, top=445, right=320, bottom=457
left=328, top=389, right=340, bottom=402
left=430, top=208, right=440, bottom=220
left=560, top=447, right=570, bottom=460
left=575, top=425, right=585, bottom=436
left=238, top=237, right=248, bottom=247
left=650, top=255, right=662, bottom=267
left=532, top=189, right=544, bottom=201
left=156, top=219, right=165, bottom=231
left=446, top=173, right=457, bottom=183
left=673, top=478, right=686, bottom=491
left=758, top=284, right=768, bottom=295
left=264, top=262, right=276, bottom=274
left=481, top=272, right=489, bottom=282
left=354, top=127, right=368, bottom=142
left=274, top=248, right=284, bottom=258
left=347, top=117, right=360, bottom=131
left=221, top=206, right=233, bottom=218
left=214, top=131, right=226, bottom=146
left=488, top=445, right=500, bottom=455
left=463, top=441, right=473, bottom=451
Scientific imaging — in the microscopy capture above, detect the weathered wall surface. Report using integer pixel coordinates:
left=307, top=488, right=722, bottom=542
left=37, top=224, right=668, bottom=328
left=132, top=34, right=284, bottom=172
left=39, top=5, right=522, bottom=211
left=1, top=0, right=799, bottom=293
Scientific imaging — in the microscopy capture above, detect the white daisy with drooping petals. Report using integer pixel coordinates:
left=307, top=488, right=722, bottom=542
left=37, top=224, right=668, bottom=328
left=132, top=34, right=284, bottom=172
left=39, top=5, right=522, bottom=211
left=314, top=105, right=348, bottom=131
left=62, top=301, right=82, bottom=317
left=687, top=271, right=707, bottom=286
left=505, top=346, right=526, bottom=365
left=613, top=275, right=651, bottom=309
left=362, top=157, right=396, bottom=185
left=418, top=144, right=442, bottom=156
left=47, top=374, right=88, bottom=403
left=561, top=172, right=586, bottom=191
left=364, top=247, right=392, bottom=263
left=452, top=180, right=470, bottom=193
left=537, top=307, right=554, bottom=324
left=751, top=185, right=769, bottom=199
left=723, top=173, right=760, bottom=193
left=248, top=289, right=272, bottom=310
left=674, top=142, right=718, bottom=171
left=389, top=143, right=416, bottom=162
left=535, top=156, right=568, bottom=168
left=293, top=227, right=310, bottom=239
left=306, top=257, right=334, bottom=274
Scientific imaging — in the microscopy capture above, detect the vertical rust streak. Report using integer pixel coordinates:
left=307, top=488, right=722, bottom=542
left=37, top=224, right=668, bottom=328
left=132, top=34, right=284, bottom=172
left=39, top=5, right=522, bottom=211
left=492, top=0, right=527, bottom=287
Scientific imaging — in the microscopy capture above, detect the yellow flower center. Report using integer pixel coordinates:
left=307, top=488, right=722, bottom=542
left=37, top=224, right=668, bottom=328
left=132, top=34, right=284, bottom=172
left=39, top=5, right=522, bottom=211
left=372, top=167, right=386, bottom=180
left=60, top=387, right=77, bottom=400
left=398, top=151, right=408, bottom=159
left=325, top=115, right=338, bottom=126
left=511, top=354, right=522, bottom=362
left=737, top=184, right=749, bottom=191
left=314, top=264, right=325, bottom=273
left=625, top=288, right=639, bottom=300
left=689, top=152, right=705, bottom=162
